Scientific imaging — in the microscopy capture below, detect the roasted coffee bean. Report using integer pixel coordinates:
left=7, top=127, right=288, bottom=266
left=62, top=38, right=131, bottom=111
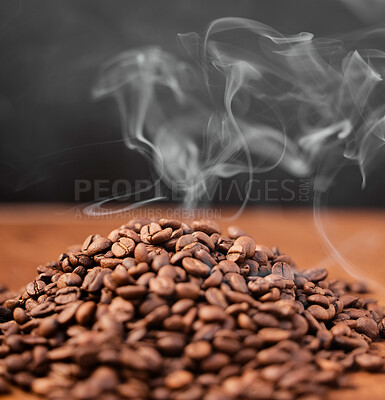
left=228, top=273, right=248, bottom=293
left=149, top=276, right=175, bottom=297
left=226, top=236, right=256, bottom=263
left=86, top=237, right=112, bottom=256
left=308, top=304, right=335, bottom=321
left=302, top=267, right=328, bottom=283
left=202, top=270, right=223, bottom=289
left=271, top=262, right=295, bottom=280
left=159, top=218, right=181, bottom=230
left=75, top=301, right=96, bottom=326
left=185, top=340, right=212, bottom=360
left=355, top=353, right=384, bottom=371
left=26, top=280, right=46, bottom=298
left=54, top=287, right=81, bottom=305
left=307, top=294, right=330, bottom=308
left=140, top=223, right=162, bottom=244
left=165, top=370, right=194, bottom=390
left=227, top=225, right=248, bottom=239
left=116, top=285, right=147, bottom=300
left=201, top=353, right=230, bottom=372
left=199, top=305, right=226, bottom=322
left=56, top=273, right=82, bottom=289
left=38, top=317, right=59, bottom=337
left=205, top=288, right=228, bottom=308
left=29, top=302, right=56, bottom=318
left=13, top=308, right=29, bottom=325
left=118, top=228, right=140, bottom=242
left=355, top=317, right=379, bottom=340
left=193, top=231, right=215, bottom=252
left=215, top=260, right=240, bottom=274
left=182, top=257, right=211, bottom=278
left=192, top=220, right=221, bottom=235
left=111, top=238, right=135, bottom=258
left=82, top=268, right=111, bottom=293
left=175, top=235, right=198, bottom=252
left=134, top=243, right=149, bottom=263
left=128, top=262, right=150, bottom=278
left=82, top=234, right=100, bottom=251
left=57, top=301, right=81, bottom=325
left=172, top=282, right=199, bottom=300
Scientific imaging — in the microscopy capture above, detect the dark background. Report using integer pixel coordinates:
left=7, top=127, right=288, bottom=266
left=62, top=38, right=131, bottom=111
left=0, top=0, right=384, bottom=207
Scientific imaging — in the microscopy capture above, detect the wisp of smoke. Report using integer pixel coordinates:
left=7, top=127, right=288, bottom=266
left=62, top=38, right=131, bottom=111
left=90, top=18, right=385, bottom=283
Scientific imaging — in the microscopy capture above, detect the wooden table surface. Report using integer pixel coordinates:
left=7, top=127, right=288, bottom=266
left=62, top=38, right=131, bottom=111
left=0, top=204, right=384, bottom=399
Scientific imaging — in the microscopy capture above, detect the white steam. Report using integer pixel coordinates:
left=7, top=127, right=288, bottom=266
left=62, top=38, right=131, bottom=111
left=90, top=18, right=385, bottom=215
left=88, top=18, right=385, bottom=282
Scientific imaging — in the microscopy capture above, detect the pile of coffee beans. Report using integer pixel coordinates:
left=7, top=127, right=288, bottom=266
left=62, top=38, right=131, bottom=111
left=0, top=218, right=384, bottom=399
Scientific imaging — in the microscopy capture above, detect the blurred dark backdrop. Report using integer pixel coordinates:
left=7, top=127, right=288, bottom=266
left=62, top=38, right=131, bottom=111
left=0, top=0, right=384, bottom=207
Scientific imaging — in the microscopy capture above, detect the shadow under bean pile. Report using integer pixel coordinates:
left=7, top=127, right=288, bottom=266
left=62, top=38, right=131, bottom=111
left=0, top=218, right=384, bottom=399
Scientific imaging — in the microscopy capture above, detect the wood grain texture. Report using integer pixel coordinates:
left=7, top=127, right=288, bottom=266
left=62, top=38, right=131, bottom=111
left=0, top=204, right=384, bottom=399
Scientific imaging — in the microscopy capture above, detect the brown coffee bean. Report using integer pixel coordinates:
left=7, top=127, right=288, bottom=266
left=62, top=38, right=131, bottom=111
left=29, top=302, right=56, bottom=318
left=271, top=262, right=294, bottom=280
left=86, top=237, right=112, bottom=256
left=165, top=370, right=194, bottom=389
left=227, top=225, right=248, bottom=239
left=258, top=328, right=291, bottom=343
left=302, top=267, right=328, bottom=282
left=199, top=305, right=226, bottom=322
left=215, top=260, right=240, bottom=274
left=307, top=304, right=335, bottom=321
left=57, top=301, right=81, bottom=325
left=134, top=243, right=149, bottom=263
left=171, top=299, right=194, bottom=314
left=228, top=273, right=248, bottom=293
left=157, top=332, right=186, bottom=355
left=54, top=287, right=81, bottom=305
left=175, top=282, right=200, bottom=300
left=185, top=341, right=211, bottom=360
left=205, top=288, right=228, bottom=308
left=182, top=257, right=211, bottom=278
left=38, top=317, right=59, bottom=337
left=191, top=219, right=221, bottom=235
left=201, top=353, right=230, bottom=372
left=213, top=336, right=241, bottom=355
left=193, top=231, right=215, bottom=252
left=128, top=262, right=150, bottom=278
left=73, top=301, right=96, bottom=326
left=111, top=238, right=135, bottom=258
left=175, top=235, right=198, bottom=252
left=355, top=317, right=379, bottom=340
left=159, top=218, right=181, bottom=229
left=118, top=228, right=140, bottom=242
left=202, top=270, right=223, bottom=289
left=226, top=244, right=246, bottom=263
left=140, top=223, right=162, bottom=244
left=116, top=285, right=147, bottom=300
left=355, top=353, right=384, bottom=371
left=109, top=297, right=135, bottom=323
left=149, top=276, right=175, bottom=297
left=13, top=308, right=29, bottom=325
left=307, top=294, right=330, bottom=308
left=5, top=353, right=31, bottom=373
left=237, top=313, right=256, bottom=330
left=82, top=267, right=110, bottom=293
left=56, top=273, right=82, bottom=289
left=26, top=280, right=46, bottom=297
